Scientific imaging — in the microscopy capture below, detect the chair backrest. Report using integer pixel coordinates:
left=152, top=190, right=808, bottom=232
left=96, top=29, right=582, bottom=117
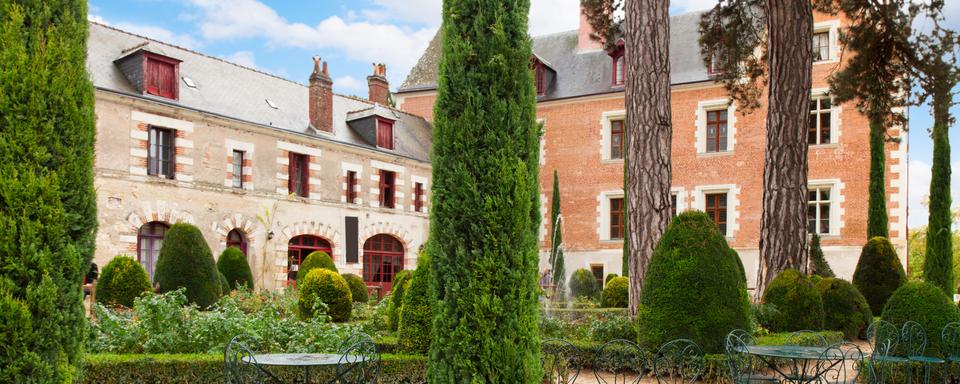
left=652, top=339, right=705, bottom=384
left=224, top=335, right=261, bottom=384
left=816, top=342, right=865, bottom=384
left=541, top=338, right=583, bottom=384
left=338, top=332, right=374, bottom=354
left=593, top=339, right=646, bottom=384
left=867, top=338, right=896, bottom=384
left=901, top=321, right=928, bottom=357
left=785, top=330, right=828, bottom=347
left=727, top=329, right=755, bottom=346
left=336, top=339, right=381, bottom=384
left=866, top=320, right=900, bottom=355
left=941, top=322, right=960, bottom=359
left=724, top=331, right=752, bottom=382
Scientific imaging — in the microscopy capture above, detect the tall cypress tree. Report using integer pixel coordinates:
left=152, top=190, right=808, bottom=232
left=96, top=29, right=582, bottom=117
left=428, top=0, right=542, bottom=381
left=549, top=170, right=565, bottom=299
left=0, top=1, right=96, bottom=382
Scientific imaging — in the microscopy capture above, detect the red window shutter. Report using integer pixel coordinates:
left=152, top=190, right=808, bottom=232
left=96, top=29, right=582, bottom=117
left=379, top=170, right=387, bottom=206
left=377, top=120, right=394, bottom=149
left=300, top=156, right=310, bottom=197
left=288, top=153, right=295, bottom=194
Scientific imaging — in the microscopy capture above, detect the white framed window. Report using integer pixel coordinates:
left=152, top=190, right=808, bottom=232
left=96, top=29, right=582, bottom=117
left=600, top=110, right=627, bottom=161
left=695, top=99, right=737, bottom=155
left=812, top=20, right=841, bottom=64
left=809, top=89, right=841, bottom=145
left=808, top=179, right=845, bottom=236
left=598, top=190, right=625, bottom=241
left=692, top=184, right=740, bottom=238
left=671, top=187, right=687, bottom=217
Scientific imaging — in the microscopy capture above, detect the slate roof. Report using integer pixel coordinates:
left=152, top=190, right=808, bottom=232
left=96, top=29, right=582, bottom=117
left=397, top=10, right=712, bottom=100
left=87, top=22, right=432, bottom=162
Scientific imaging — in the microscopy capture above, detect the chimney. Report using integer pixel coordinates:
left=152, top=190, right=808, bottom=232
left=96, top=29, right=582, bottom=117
left=309, top=56, right=333, bottom=133
left=367, top=63, right=390, bottom=105
left=578, top=5, right=603, bottom=52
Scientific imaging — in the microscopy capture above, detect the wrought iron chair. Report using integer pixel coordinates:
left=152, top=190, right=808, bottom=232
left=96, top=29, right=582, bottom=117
left=652, top=339, right=705, bottom=384
left=724, top=330, right=778, bottom=384
left=338, top=331, right=374, bottom=354
left=333, top=338, right=381, bottom=384
left=902, top=321, right=946, bottom=384
left=781, top=330, right=829, bottom=382
left=865, top=320, right=908, bottom=384
left=942, top=322, right=960, bottom=384
left=593, top=339, right=647, bottom=384
left=225, top=335, right=281, bottom=384
left=816, top=342, right=865, bottom=384
left=541, top=338, right=583, bottom=384
left=865, top=338, right=897, bottom=384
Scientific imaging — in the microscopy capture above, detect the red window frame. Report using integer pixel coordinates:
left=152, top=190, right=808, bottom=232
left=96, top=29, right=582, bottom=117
left=226, top=229, right=247, bottom=256
left=533, top=61, right=546, bottom=96
left=611, top=54, right=625, bottom=86
left=706, top=109, right=728, bottom=152
left=610, top=197, right=624, bottom=240
left=377, top=119, right=394, bottom=149
left=705, top=193, right=728, bottom=235
left=380, top=170, right=396, bottom=209
left=288, top=153, right=309, bottom=198
left=346, top=171, right=358, bottom=204
left=143, top=53, right=180, bottom=100
left=610, top=119, right=624, bottom=160
left=414, top=182, right=424, bottom=212
left=137, top=221, right=169, bottom=283
left=148, top=126, right=175, bottom=179
left=287, top=235, right=333, bottom=284
left=363, top=234, right=405, bottom=293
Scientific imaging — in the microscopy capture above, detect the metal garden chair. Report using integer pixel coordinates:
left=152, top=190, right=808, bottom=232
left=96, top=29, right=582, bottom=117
left=541, top=338, right=584, bottom=384
left=815, top=342, right=865, bottom=384
left=338, top=332, right=374, bottom=354
left=652, top=339, right=705, bottom=384
left=942, top=322, right=960, bottom=384
left=865, top=320, right=909, bottom=384
left=593, top=339, right=647, bottom=384
left=332, top=338, right=381, bottom=384
left=902, top=321, right=945, bottom=384
left=225, top=335, right=281, bottom=384
left=724, top=330, right=778, bottom=384
left=783, top=330, right=828, bottom=382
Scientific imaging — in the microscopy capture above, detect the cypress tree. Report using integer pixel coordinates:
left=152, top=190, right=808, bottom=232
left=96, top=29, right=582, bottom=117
left=866, top=124, right=889, bottom=238
left=810, top=234, right=835, bottom=278
left=428, top=0, right=542, bottom=381
left=0, top=1, right=96, bottom=382
left=549, top=170, right=565, bottom=299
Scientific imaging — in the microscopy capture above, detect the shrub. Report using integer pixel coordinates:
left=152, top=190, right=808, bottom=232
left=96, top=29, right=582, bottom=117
left=881, top=281, right=960, bottom=357
left=154, top=223, right=223, bottom=308
left=569, top=268, right=599, bottom=299
left=297, top=251, right=337, bottom=282
left=637, top=211, right=751, bottom=353
left=217, top=272, right=230, bottom=295
left=216, top=247, right=253, bottom=291
left=853, top=237, right=907, bottom=314
left=729, top=248, right=747, bottom=285
left=601, top=276, right=628, bottom=308
left=398, top=254, right=433, bottom=353
left=589, top=313, right=637, bottom=342
left=605, top=273, right=618, bottom=285
left=762, top=269, right=824, bottom=332
left=810, top=234, right=835, bottom=278
left=816, top=278, right=871, bottom=339
left=388, top=269, right=413, bottom=331
left=0, top=291, right=44, bottom=382
left=341, top=273, right=368, bottom=303
left=95, top=256, right=152, bottom=308
left=299, top=269, right=352, bottom=322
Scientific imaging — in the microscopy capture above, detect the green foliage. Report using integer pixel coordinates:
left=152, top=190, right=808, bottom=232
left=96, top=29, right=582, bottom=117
left=637, top=211, right=751, bottom=354
left=816, top=278, right=871, bottom=339
left=762, top=269, right=824, bottom=332
left=95, top=256, right=151, bottom=308
left=398, top=254, right=433, bottom=354
left=0, top=291, right=46, bottom=381
left=217, top=272, right=229, bottom=295
left=297, top=251, right=337, bottom=282
left=154, top=223, right=222, bottom=308
left=925, top=123, right=955, bottom=295
left=569, top=268, right=600, bottom=299
left=589, top=313, right=636, bottom=343
left=881, top=281, right=960, bottom=357
left=216, top=247, right=254, bottom=291
left=729, top=248, right=747, bottom=285
left=601, top=276, right=628, bottom=308
left=298, top=269, right=352, bottom=322
left=907, top=228, right=960, bottom=288
left=388, top=269, right=413, bottom=331
left=341, top=273, right=368, bottom=303
left=604, top=273, right=618, bottom=285
left=810, top=234, right=835, bottom=278
left=549, top=170, right=566, bottom=299
left=853, top=237, right=907, bottom=314
left=867, top=123, right=889, bottom=238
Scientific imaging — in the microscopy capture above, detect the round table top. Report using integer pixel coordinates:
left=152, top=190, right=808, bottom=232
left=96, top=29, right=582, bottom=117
left=741, top=345, right=843, bottom=360
left=245, top=353, right=365, bottom=367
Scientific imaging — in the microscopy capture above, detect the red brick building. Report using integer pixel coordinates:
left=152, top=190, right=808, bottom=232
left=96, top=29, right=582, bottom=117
left=395, top=9, right=908, bottom=288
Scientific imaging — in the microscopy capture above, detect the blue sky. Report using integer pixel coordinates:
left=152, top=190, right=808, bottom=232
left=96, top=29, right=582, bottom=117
left=88, top=0, right=958, bottom=230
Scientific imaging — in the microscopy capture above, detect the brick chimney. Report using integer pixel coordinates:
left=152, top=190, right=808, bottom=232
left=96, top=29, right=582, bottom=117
left=367, top=63, right=389, bottom=105
left=309, top=56, right=333, bottom=133
left=578, top=5, right=603, bottom=52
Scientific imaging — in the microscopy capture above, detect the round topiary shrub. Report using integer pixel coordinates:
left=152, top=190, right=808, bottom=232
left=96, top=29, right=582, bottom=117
left=217, top=247, right=254, bottom=291
left=154, top=223, right=222, bottom=308
left=762, top=269, right=824, bottom=332
left=398, top=254, right=433, bottom=353
left=816, top=278, right=872, bottom=339
left=297, top=251, right=337, bottom=282
left=881, top=281, right=960, bottom=357
left=298, top=268, right=352, bottom=322
left=605, top=273, right=618, bottom=286
left=341, top=273, right=368, bottom=303
left=601, top=276, right=628, bottom=308
left=729, top=248, right=747, bottom=285
left=637, top=211, right=751, bottom=353
left=217, top=271, right=230, bottom=296
left=569, top=268, right=599, bottom=299
left=389, top=269, right=414, bottom=331
left=95, top=255, right=152, bottom=308
left=853, top=237, right=907, bottom=315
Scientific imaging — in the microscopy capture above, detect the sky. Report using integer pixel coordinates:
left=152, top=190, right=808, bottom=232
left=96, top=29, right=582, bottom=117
left=88, top=0, right=957, bottom=230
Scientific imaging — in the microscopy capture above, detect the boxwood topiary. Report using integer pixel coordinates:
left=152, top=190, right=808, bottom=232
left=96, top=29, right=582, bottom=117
left=297, top=251, right=337, bottom=282
left=605, top=273, right=618, bottom=286
left=95, top=255, right=152, bottom=308
left=881, top=281, right=960, bottom=357
left=154, top=223, right=222, bottom=308
left=341, top=273, right=368, bottom=303
left=816, top=278, right=872, bottom=339
left=217, top=272, right=230, bottom=296
left=569, top=268, right=599, bottom=299
left=762, top=269, right=824, bottom=332
left=216, top=247, right=254, bottom=291
left=637, top=211, right=751, bottom=353
left=298, top=268, right=352, bottom=322
left=601, top=276, right=628, bottom=308
left=388, top=269, right=414, bottom=331
left=729, top=248, right=747, bottom=285
left=398, top=253, right=433, bottom=353
left=853, top=237, right=906, bottom=315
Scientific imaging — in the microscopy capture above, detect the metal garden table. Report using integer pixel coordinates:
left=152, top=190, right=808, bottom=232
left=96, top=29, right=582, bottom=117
left=244, top=353, right=366, bottom=383
left=738, top=345, right=845, bottom=384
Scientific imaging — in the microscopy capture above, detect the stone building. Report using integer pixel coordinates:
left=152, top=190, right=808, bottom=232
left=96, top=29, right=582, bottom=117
left=87, top=22, right=432, bottom=293
left=396, top=9, right=908, bottom=288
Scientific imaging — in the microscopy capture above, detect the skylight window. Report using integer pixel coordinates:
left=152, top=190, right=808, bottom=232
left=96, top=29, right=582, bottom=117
left=182, top=76, right=197, bottom=88
left=265, top=99, right=278, bottom=109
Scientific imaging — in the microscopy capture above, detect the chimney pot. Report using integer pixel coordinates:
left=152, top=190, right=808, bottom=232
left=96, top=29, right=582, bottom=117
left=367, top=62, right=390, bottom=105
left=309, top=57, right=333, bottom=133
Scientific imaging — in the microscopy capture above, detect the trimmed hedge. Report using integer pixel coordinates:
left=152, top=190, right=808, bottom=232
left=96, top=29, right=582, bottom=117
left=297, top=251, right=337, bottom=282
left=95, top=256, right=152, bottom=308
left=762, top=269, right=824, bottom=332
left=569, top=268, right=599, bottom=299
left=881, top=281, right=960, bottom=357
left=600, top=276, right=628, bottom=308
left=853, top=237, right=906, bottom=315
left=604, top=273, right=618, bottom=285
left=816, top=278, right=871, bottom=339
left=398, top=254, right=433, bottom=354
left=341, top=273, right=368, bottom=303
left=217, top=272, right=229, bottom=296
left=388, top=270, right=413, bottom=331
left=216, top=247, right=253, bottom=291
left=298, top=269, right=352, bottom=322
left=154, top=223, right=222, bottom=308
left=729, top=248, right=747, bottom=285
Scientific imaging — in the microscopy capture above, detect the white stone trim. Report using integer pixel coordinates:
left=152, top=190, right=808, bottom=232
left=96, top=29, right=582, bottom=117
left=671, top=187, right=688, bottom=214
left=225, top=139, right=255, bottom=154
left=695, top=98, right=737, bottom=154
left=813, top=20, right=842, bottom=65
left=277, top=140, right=322, bottom=157
left=599, top=110, right=626, bottom=161
left=371, top=160, right=405, bottom=174
left=132, top=111, right=194, bottom=132
left=889, top=131, right=908, bottom=241
left=810, top=88, right=842, bottom=145
left=129, top=166, right=148, bottom=175
left=175, top=174, right=194, bottom=182
left=809, top=179, right=846, bottom=237
left=175, top=156, right=193, bottom=165
left=130, top=148, right=148, bottom=158
left=130, top=130, right=148, bottom=140
left=597, top=190, right=625, bottom=241
left=692, top=184, right=741, bottom=238
left=176, top=139, right=194, bottom=149
left=539, top=193, right=548, bottom=242
left=342, top=162, right=363, bottom=174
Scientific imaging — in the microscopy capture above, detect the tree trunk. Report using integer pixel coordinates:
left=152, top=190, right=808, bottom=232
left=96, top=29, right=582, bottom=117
left=624, top=0, right=673, bottom=316
left=755, top=0, right=813, bottom=299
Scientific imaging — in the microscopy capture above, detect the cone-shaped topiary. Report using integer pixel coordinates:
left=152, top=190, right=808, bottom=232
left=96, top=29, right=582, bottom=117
left=853, top=237, right=907, bottom=315
left=217, top=247, right=254, bottom=291
left=810, top=234, right=835, bottom=278
left=729, top=248, right=747, bottom=285
left=398, top=253, right=433, bottom=353
left=638, top=211, right=751, bottom=353
left=816, top=278, right=872, bottom=339
left=882, top=281, right=960, bottom=357
left=601, top=276, right=629, bottom=308
left=297, top=251, right=337, bottom=282
left=217, top=271, right=230, bottom=295
left=298, top=268, right=352, bottom=322
left=389, top=269, right=413, bottom=331
left=154, top=223, right=222, bottom=308
left=762, top=269, right=824, bottom=332
left=569, top=268, right=599, bottom=299
left=341, top=273, right=368, bottom=303
left=95, top=256, right=151, bottom=308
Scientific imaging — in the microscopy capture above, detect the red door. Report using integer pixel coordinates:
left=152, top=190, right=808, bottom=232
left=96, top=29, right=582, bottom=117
left=287, top=235, right=332, bottom=286
left=362, top=234, right=404, bottom=295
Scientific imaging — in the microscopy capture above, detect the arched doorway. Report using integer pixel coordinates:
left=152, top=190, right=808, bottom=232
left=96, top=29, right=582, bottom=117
left=226, top=229, right=247, bottom=256
left=362, top=234, right=404, bottom=294
left=287, top=235, right=332, bottom=284
left=137, top=221, right=169, bottom=283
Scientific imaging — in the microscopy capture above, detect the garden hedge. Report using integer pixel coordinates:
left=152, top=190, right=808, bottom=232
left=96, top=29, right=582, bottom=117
left=816, top=278, right=871, bottom=339
left=154, top=223, right=222, bottom=308
left=298, top=269, right=352, bottom=322
left=881, top=281, right=960, bottom=357
left=600, top=276, right=628, bottom=308
left=216, top=247, right=253, bottom=291
left=296, top=251, right=337, bottom=282
left=95, top=256, right=152, bottom=308
left=762, top=269, right=824, bottom=332
left=853, top=237, right=906, bottom=315
left=388, top=270, right=413, bottom=331
left=341, top=273, right=368, bottom=303
left=398, top=254, right=433, bottom=354
left=569, top=268, right=599, bottom=299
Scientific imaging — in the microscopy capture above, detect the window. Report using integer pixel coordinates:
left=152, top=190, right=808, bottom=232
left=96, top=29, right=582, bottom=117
left=610, top=119, right=625, bottom=160
left=613, top=55, right=625, bottom=86
left=705, top=193, right=728, bottom=235
left=148, top=126, right=175, bottom=179
left=808, top=186, right=832, bottom=235
left=287, top=235, right=332, bottom=284
left=610, top=197, right=624, bottom=240
left=144, top=54, right=178, bottom=100
left=363, top=234, right=405, bottom=294
left=706, top=110, right=728, bottom=153
left=591, top=265, right=605, bottom=288
left=706, top=51, right=722, bottom=75
left=414, top=182, right=424, bottom=212
left=288, top=153, right=309, bottom=198
left=137, top=222, right=168, bottom=283
left=380, top=170, right=396, bottom=208
left=534, top=63, right=546, bottom=96
left=812, top=32, right=830, bottom=62
left=809, top=96, right=833, bottom=145
left=226, top=229, right=247, bottom=256
left=231, top=150, right=244, bottom=188
left=346, top=171, right=358, bottom=204
left=377, top=119, right=394, bottom=149
left=671, top=193, right=678, bottom=217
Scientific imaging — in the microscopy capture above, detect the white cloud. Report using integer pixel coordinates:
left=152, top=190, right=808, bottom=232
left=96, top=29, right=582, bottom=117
left=334, top=75, right=366, bottom=95
left=88, top=14, right=201, bottom=49
left=908, top=159, right=960, bottom=229
left=671, top=0, right=718, bottom=13
left=224, top=51, right=257, bottom=68
left=529, top=0, right=580, bottom=36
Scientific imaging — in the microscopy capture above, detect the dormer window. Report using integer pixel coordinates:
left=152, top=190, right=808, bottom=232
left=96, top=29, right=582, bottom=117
left=376, top=118, right=394, bottom=149
left=608, top=41, right=625, bottom=87
left=534, top=63, right=546, bottom=96
left=144, top=53, right=180, bottom=100
left=706, top=52, right=722, bottom=76
left=613, top=55, right=625, bottom=86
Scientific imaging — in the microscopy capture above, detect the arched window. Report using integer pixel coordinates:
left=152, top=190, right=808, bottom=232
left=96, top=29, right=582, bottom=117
left=287, top=235, right=332, bottom=283
left=613, top=55, right=625, bottom=86
left=363, top=234, right=404, bottom=293
left=138, top=221, right=169, bottom=283
left=226, top=229, right=247, bottom=256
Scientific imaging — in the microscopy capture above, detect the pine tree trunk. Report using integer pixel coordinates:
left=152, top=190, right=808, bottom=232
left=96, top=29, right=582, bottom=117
left=867, top=114, right=890, bottom=239
left=924, top=83, right=954, bottom=296
left=755, top=0, right=813, bottom=298
left=624, top=0, right=673, bottom=316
